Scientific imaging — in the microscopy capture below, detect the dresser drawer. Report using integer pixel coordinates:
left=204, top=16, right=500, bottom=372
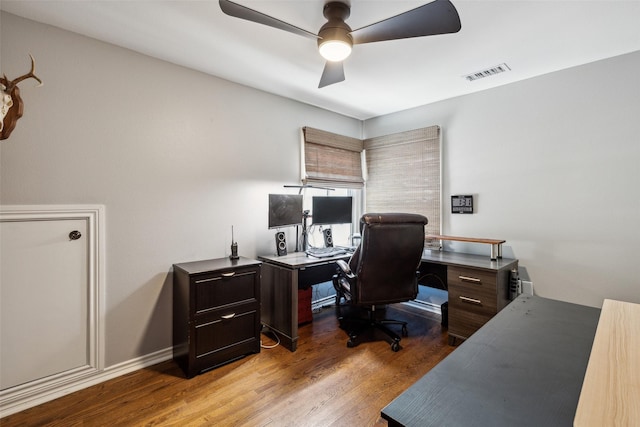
left=449, top=287, right=497, bottom=316
left=448, top=307, right=493, bottom=339
left=448, top=267, right=497, bottom=294
left=192, top=308, right=260, bottom=375
left=193, top=266, right=259, bottom=314
left=194, top=309, right=260, bottom=357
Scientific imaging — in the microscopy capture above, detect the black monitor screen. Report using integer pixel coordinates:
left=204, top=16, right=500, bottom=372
left=268, top=194, right=303, bottom=229
left=312, top=196, right=353, bottom=225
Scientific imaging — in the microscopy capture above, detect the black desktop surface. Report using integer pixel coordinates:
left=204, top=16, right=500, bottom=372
left=381, top=295, right=600, bottom=427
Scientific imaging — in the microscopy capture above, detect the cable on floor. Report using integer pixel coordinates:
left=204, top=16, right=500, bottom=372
left=260, top=326, right=280, bottom=349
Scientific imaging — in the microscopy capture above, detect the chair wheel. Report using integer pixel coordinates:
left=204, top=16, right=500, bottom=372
left=347, top=339, right=356, bottom=348
left=401, top=325, right=408, bottom=337
left=391, top=341, right=401, bottom=352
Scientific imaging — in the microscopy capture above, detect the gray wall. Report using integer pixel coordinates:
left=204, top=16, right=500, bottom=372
left=2, top=12, right=638, bottom=370
left=0, top=13, right=361, bottom=366
left=365, top=51, right=640, bottom=308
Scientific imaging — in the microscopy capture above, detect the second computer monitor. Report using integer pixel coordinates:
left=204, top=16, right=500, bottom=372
left=268, top=193, right=303, bottom=229
left=311, top=196, right=353, bottom=225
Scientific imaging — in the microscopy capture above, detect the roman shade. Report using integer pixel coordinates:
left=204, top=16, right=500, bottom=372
left=302, top=127, right=364, bottom=188
left=363, top=126, right=441, bottom=237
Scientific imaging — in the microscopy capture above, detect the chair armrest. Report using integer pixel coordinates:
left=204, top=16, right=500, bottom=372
left=333, top=259, right=356, bottom=301
left=336, top=259, right=355, bottom=280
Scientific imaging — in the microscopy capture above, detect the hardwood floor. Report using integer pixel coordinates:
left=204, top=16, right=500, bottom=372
left=2, top=304, right=454, bottom=426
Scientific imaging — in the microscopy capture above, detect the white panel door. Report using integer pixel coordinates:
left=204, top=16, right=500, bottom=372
left=0, top=218, right=88, bottom=390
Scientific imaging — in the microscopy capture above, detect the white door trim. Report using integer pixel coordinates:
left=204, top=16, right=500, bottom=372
left=0, top=205, right=105, bottom=416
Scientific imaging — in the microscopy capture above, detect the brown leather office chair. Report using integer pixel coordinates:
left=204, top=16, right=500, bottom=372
left=332, top=213, right=427, bottom=351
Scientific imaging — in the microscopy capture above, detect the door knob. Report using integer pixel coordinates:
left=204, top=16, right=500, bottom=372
left=69, top=230, right=82, bottom=240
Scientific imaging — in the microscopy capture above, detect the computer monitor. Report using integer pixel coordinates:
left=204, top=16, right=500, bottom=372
left=311, top=196, right=353, bottom=225
left=268, top=194, right=303, bottom=229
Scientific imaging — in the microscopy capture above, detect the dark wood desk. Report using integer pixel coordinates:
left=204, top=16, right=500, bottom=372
left=258, top=252, right=350, bottom=351
left=420, top=251, right=518, bottom=344
left=260, top=250, right=518, bottom=351
left=381, top=295, right=601, bottom=426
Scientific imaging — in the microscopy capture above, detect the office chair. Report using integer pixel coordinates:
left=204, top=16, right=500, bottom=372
left=332, top=213, right=427, bottom=351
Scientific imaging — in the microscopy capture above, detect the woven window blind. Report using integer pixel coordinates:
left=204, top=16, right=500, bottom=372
left=364, top=126, right=441, bottom=236
left=302, top=127, right=364, bottom=188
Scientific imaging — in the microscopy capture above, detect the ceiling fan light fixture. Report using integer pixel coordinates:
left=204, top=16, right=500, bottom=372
left=220, top=0, right=463, bottom=87
left=317, top=5, right=353, bottom=63
left=319, top=39, right=352, bottom=62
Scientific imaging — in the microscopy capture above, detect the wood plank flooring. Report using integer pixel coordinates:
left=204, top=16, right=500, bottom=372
left=1, top=304, right=454, bottom=427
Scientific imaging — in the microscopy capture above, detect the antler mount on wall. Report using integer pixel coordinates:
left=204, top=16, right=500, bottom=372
left=1, top=55, right=43, bottom=141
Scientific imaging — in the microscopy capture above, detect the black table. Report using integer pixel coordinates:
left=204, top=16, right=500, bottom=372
left=381, top=295, right=600, bottom=426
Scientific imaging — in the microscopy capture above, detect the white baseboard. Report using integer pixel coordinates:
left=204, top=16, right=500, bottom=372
left=403, top=299, right=442, bottom=315
left=311, top=295, right=336, bottom=311
left=0, top=347, right=173, bottom=418
left=312, top=295, right=443, bottom=316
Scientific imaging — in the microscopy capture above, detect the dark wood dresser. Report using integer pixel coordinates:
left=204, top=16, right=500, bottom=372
left=173, top=257, right=261, bottom=378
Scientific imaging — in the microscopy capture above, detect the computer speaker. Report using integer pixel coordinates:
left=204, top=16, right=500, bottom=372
left=275, top=231, right=287, bottom=256
left=322, top=228, right=333, bottom=247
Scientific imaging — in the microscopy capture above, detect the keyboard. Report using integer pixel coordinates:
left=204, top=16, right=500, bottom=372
left=305, top=247, right=348, bottom=258
left=335, top=245, right=357, bottom=252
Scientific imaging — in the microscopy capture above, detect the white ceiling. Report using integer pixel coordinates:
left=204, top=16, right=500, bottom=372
left=2, top=0, right=639, bottom=120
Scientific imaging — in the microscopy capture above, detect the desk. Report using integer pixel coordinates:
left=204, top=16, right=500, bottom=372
left=258, top=252, right=350, bottom=351
left=381, top=295, right=601, bottom=426
left=574, top=299, right=640, bottom=426
left=420, top=251, right=518, bottom=344
left=260, top=250, right=518, bottom=351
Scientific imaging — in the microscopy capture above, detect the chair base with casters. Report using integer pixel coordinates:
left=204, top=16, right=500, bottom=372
left=336, top=302, right=408, bottom=352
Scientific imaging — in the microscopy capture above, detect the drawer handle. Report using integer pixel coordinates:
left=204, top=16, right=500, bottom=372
left=221, top=313, right=236, bottom=319
left=459, top=296, right=482, bottom=305
left=221, top=272, right=236, bottom=277
left=459, top=275, right=481, bottom=284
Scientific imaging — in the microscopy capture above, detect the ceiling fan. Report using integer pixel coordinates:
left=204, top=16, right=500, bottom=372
left=219, top=0, right=461, bottom=88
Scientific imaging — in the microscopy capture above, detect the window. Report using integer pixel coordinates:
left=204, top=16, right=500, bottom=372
left=301, top=126, right=440, bottom=245
left=363, top=126, right=441, bottom=238
left=301, top=127, right=364, bottom=246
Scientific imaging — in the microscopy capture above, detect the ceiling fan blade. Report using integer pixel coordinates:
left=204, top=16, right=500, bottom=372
left=219, top=0, right=317, bottom=40
left=350, top=0, right=461, bottom=45
left=318, top=61, right=345, bottom=88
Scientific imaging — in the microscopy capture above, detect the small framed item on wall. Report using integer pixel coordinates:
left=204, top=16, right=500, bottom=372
left=451, top=195, right=473, bottom=214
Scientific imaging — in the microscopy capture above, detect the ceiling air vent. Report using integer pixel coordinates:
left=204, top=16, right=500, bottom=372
left=464, top=63, right=511, bottom=82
